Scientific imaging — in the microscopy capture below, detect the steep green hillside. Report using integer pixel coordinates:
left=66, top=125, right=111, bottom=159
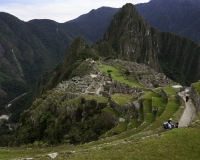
left=0, top=13, right=54, bottom=114
left=13, top=49, right=177, bottom=146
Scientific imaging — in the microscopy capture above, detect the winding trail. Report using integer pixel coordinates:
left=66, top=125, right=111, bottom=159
left=178, top=91, right=196, bottom=128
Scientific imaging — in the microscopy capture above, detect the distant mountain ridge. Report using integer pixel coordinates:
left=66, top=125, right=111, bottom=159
left=136, top=0, right=200, bottom=43
left=0, top=7, right=118, bottom=114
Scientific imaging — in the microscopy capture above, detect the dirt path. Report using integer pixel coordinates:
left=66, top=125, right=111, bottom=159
left=178, top=91, right=196, bottom=128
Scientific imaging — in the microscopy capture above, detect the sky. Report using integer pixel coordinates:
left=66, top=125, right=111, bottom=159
left=0, top=0, right=150, bottom=23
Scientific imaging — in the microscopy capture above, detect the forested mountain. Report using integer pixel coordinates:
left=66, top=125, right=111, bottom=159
left=136, top=0, right=200, bottom=43
left=12, top=3, right=200, bottom=146
left=0, top=7, right=118, bottom=114
left=1, top=0, right=200, bottom=115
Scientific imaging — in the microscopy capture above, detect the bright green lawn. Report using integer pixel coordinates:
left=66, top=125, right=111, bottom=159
left=162, top=86, right=180, bottom=96
left=142, top=91, right=161, bottom=99
left=65, top=127, right=200, bottom=160
left=103, top=107, right=120, bottom=117
left=111, top=94, right=133, bottom=106
left=99, top=65, right=144, bottom=88
left=143, top=99, right=152, bottom=113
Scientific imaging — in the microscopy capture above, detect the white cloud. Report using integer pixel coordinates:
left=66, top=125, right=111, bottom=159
left=0, top=0, right=149, bottom=23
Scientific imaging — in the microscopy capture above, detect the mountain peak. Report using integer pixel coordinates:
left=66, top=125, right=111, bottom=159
left=62, top=37, right=88, bottom=69
left=102, top=3, right=161, bottom=70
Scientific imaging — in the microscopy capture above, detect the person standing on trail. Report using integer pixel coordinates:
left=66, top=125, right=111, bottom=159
left=186, top=95, right=189, bottom=102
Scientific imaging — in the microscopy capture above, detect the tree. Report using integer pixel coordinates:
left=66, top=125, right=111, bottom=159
left=107, top=70, right=113, bottom=78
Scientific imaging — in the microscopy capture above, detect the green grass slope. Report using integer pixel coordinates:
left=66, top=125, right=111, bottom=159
left=1, top=113, right=200, bottom=160
left=0, top=81, right=198, bottom=159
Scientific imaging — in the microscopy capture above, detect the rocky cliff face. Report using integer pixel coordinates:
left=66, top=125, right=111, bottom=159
left=190, top=82, right=200, bottom=112
left=102, top=4, right=161, bottom=71
left=158, top=32, right=200, bottom=85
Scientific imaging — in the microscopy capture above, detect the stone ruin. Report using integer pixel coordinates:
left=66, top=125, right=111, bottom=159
left=103, top=59, right=174, bottom=89
left=56, top=58, right=175, bottom=100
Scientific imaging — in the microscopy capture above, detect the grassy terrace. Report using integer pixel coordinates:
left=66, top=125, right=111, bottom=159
left=128, top=117, right=140, bottom=129
left=111, top=94, right=133, bottom=106
left=99, top=65, right=144, bottom=88
left=142, top=91, right=161, bottom=99
left=144, top=96, right=180, bottom=132
left=103, top=107, right=120, bottom=117
left=143, top=99, right=152, bottom=113
left=152, top=97, right=167, bottom=117
left=113, top=121, right=129, bottom=134
left=64, top=127, right=200, bottom=160
left=162, top=86, right=180, bottom=95
left=1, top=86, right=199, bottom=159
left=2, top=126, right=200, bottom=160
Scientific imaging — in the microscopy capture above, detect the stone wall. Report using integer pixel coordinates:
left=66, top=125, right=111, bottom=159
left=109, top=99, right=125, bottom=115
left=65, top=92, right=80, bottom=99
left=101, top=110, right=118, bottom=125
left=190, top=85, right=200, bottom=112
left=100, top=91, right=110, bottom=98
left=176, top=92, right=182, bottom=105
left=161, top=89, right=168, bottom=99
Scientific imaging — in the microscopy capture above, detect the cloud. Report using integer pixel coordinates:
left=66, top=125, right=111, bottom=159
left=0, top=0, right=149, bottom=23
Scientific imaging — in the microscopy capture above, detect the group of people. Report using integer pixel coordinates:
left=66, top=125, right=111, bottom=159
left=163, top=118, right=178, bottom=130
left=163, top=94, right=190, bottom=130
